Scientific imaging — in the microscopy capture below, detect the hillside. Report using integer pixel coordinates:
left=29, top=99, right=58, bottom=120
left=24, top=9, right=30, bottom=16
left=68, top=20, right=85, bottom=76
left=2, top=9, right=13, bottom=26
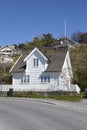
left=70, top=44, right=87, bottom=91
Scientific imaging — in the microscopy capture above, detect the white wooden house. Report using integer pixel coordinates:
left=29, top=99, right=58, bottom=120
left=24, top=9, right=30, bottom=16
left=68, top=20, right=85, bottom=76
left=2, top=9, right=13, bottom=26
left=0, top=45, right=15, bottom=56
left=9, top=46, right=80, bottom=93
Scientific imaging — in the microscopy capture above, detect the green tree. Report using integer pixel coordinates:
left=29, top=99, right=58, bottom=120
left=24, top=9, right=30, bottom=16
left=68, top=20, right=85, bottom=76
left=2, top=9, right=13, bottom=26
left=42, top=33, right=54, bottom=46
left=33, top=36, right=41, bottom=44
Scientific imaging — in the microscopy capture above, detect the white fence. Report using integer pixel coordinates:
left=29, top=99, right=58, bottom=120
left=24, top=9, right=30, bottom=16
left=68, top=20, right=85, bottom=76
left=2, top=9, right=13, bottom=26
left=0, top=84, right=80, bottom=93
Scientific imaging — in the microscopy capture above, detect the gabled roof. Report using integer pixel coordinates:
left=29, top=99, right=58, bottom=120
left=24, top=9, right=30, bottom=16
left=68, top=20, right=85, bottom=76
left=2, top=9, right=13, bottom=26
left=10, top=54, right=26, bottom=73
left=24, top=47, right=48, bottom=62
left=0, top=45, right=14, bottom=51
left=10, top=46, right=68, bottom=73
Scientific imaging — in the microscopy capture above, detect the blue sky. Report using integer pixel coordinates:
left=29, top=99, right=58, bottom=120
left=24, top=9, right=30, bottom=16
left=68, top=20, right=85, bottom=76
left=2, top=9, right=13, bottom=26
left=0, top=0, right=87, bottom=45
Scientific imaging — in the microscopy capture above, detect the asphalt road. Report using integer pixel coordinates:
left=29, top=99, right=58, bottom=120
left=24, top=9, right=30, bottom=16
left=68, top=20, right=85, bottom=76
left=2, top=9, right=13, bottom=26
left=0, top=98, right=87, bottom=130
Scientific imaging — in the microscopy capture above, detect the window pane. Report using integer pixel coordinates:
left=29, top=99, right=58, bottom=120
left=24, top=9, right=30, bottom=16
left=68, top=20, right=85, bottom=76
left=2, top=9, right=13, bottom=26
left=21, top=75, right=30, bottom=83
left=21, top=77, right=23, bottom=83
left=48, top=76, right=50, bottom=82
left=33, top=58, right=39, bottom=67
left=34, top=59, right=36, bottom=66
left=24, top=76, right=26, bottom=82
left=27, top=75, right=30, bottom=82
left=44, top=76, right=46, bottom=82
left=41, top=76, right=43, bottom=82
left=37, top=59, right=39, bottom=66
left=41, top=75, right=50, bottom=83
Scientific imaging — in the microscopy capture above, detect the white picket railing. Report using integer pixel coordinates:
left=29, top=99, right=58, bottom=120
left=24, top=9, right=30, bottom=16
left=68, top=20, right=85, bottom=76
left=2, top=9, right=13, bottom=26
left=0, top=84, right=80, bottom=93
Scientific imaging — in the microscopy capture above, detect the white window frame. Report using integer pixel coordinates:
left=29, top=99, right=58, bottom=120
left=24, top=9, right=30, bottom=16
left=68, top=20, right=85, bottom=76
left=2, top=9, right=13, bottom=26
left=41, top=75, right=50, bottom=83
left=33, top=58, right=39, bottom=67
left=21, top=75, right=30, bottom=83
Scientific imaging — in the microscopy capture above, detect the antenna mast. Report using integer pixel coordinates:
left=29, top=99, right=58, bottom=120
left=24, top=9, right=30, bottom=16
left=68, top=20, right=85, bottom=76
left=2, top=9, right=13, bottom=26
left=64, top=20, right=67, bottom=43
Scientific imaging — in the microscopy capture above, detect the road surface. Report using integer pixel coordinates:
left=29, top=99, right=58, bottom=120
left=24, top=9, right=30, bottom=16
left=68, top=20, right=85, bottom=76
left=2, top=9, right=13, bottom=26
left=0, top=97, right=87, bottom=130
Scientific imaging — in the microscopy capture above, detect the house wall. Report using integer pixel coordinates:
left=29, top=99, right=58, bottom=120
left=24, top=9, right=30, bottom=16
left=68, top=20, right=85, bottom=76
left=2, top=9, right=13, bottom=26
left=12, top=72, right=59, bottom=87
left=25, top=50, right=48, bottom=84
left=63, top=50, right=72, bottom=76
left=12, top=50, right=59, bottom=86
left=59, top=50, right=73, bottom=90
left=25, top=50, right=59, bottom=86
left=41, top=72, right=59, bottom=86
left=0, top=46, right=14, bottom=56
left=12, top=72, right=25, bottom=85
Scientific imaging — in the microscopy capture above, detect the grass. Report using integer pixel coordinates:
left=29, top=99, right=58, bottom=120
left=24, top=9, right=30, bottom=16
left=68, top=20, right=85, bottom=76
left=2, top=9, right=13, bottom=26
left=47, top=95, right=82, bottom=102
left=13, top=92, right=83, bottom=102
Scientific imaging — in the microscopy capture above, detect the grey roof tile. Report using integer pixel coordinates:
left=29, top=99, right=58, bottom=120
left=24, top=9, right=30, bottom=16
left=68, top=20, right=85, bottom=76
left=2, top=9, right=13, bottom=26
left=45, top=46, right=67, bottom=72
left=11, top=54, right=26, bottom=73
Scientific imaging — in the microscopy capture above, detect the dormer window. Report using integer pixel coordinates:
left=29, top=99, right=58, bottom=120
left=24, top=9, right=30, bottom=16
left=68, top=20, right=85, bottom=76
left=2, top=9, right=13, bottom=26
left=33, top=58, right=39, bottom=67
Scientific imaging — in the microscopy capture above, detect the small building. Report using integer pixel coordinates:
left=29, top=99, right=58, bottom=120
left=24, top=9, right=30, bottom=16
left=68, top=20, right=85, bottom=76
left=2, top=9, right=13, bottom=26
left=0, top=45, right=15, bottom=56
left=0, top=45, right=21, bottom=63
left=59, top=37, right=79, bottom=45
left=9, top=46, right=80, bottom=93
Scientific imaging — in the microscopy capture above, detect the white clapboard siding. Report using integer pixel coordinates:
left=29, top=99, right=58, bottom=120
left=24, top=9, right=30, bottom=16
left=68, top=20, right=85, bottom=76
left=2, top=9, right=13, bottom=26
left=59, top=50, right=73, bottom=88
left=25, top=50, right=48, bottom=84
left=13, top=73, right=25, bottom=85
left=0, top=84, right=80, bottom=93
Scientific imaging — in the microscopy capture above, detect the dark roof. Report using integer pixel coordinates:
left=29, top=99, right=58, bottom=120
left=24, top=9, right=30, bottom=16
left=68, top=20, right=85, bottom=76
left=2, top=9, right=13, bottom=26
left=58, top=37, right=79, bottom=45
left=45, top=46, right=68, bottom=72
left=10, top=54, right=26, bottom=73
left=10, top=46, right=68, bottom=73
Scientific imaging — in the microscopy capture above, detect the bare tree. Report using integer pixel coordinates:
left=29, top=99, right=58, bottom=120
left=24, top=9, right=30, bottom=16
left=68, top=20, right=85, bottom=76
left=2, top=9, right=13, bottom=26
left=71, top=31, right=84, bottom=42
